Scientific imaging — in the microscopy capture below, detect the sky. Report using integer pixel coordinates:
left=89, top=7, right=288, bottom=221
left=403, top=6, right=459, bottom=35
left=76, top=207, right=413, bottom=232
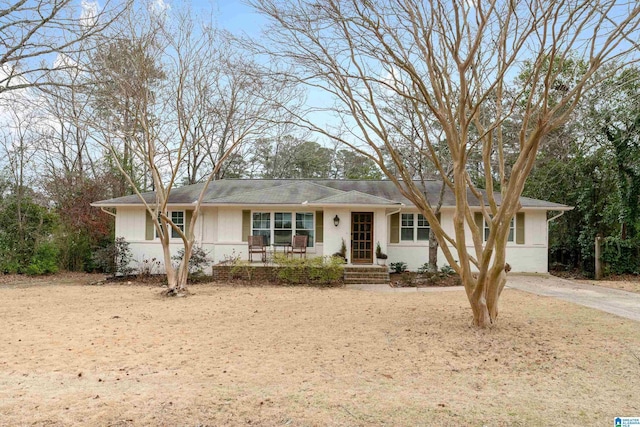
left=213, top=1, right=265, bottom=35
left=203, top=0, right=337, bottom=135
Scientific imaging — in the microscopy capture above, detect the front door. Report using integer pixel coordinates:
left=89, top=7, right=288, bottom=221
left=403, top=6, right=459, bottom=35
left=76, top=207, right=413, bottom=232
left=351, top=212, right=373, bottom=264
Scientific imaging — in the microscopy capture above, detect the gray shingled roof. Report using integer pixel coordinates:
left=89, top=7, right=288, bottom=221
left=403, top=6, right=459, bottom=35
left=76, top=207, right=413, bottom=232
left=310, top=190, right=400, bottom=206
left=92, top=179, right=571, bottom=210
left=206, top=181, right=344, bottom=204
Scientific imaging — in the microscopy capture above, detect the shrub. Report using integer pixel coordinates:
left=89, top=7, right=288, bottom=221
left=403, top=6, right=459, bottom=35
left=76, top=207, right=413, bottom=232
left=417, top=263, right=431, bottom=274
left=440, top=265, right=455, bottom=276
left=308, top=256, right=345, bottom=284
left=0, top=257, right=20, bottom=274
left=92, top=237, right=134, bottom=277
left=26, top=241, right=59, bottom=275
left=601, top=236, right=640, bottom=275
left=390, top=261, right=408, bottom=273
left=56, top=229, right=97, bottom=272
left=275, top=254, right=344, bottom=286
left=172, top=245, right=213, bottom=276
left=229, top=259, right=254, bottom=280
left=137, top=257, right=162, bottom=277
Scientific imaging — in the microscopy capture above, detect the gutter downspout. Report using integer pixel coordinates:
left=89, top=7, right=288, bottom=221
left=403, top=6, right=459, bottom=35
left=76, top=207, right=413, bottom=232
left=547, top=209, right=570, bottom=225
left=386, top=206, right=403, bottom=217
left=100, top=207, right=116, bottom=218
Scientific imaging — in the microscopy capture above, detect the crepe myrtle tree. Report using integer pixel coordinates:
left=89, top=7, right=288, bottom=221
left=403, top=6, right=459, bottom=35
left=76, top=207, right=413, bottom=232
left=251, top=0, right=640, bottom=326
left=88, top=7, right=297, bottom=295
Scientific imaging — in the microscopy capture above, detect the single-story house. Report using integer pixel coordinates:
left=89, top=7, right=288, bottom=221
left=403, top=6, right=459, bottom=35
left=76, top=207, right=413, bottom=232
left=91, top=179, right=571, bottom=273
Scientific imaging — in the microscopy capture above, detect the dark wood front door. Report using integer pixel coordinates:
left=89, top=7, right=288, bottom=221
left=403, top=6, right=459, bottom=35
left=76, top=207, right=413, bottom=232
left=351, top=212, right=373, bottom=264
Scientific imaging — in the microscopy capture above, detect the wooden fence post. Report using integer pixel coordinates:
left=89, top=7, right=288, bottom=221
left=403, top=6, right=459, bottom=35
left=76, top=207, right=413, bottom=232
left=595, top=235, right=602, bottom=280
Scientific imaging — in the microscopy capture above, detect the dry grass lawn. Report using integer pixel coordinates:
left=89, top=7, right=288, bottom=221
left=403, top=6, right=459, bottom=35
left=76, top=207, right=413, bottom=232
left=1, top=275, right=639, bottom=426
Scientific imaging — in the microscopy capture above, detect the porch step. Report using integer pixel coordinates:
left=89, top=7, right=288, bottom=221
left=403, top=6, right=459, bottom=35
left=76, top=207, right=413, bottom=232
left=343, top=266, right=390, bottom=285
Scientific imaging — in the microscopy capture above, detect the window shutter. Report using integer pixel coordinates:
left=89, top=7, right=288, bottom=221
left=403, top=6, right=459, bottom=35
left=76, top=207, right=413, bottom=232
left=516, top=212, right=525, bottom=244
left=242, top=210, right=250, bottom=242
left=185, top=210, right=193, bottom=237
left=315, top=211, right=324, bottom=243
left=145, top=211, right=155, bottom=240
left=390, top=213, right=399, bottom=244
left=474, top=212, right=484, bottom=240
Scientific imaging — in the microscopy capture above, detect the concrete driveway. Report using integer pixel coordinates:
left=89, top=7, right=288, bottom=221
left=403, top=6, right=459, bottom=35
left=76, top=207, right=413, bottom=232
left=506, top=274, right=640, bottom=322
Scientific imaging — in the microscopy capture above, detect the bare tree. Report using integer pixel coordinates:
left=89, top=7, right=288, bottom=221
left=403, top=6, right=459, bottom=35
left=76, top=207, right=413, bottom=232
left=176, top=28, right=297, bottom=184
left=35, top=54, right=100, bottom=182
left=0, top=0, right=129, bottom=93
left=251, top=0, right=640, bottom=326
left=0, top=105, right=43, bottom=260
left=88, top=7, right=297, bottom=295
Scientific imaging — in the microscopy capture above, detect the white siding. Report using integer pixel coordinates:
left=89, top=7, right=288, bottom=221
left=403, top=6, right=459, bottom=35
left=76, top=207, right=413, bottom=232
left=322, top=208, right=388, bottom=262
left=201, top=207, right=217, bottom=243
left=115, top=207, right=146, bottom=241
left=386, top=209, right=550, bottom=273
left=387, top=209, right=451, bottom=271
left=115, top=205, right=551, bottom=274
left=217, top=207, right=240, bottom=242
left=323, top=208, right=351, bottom=259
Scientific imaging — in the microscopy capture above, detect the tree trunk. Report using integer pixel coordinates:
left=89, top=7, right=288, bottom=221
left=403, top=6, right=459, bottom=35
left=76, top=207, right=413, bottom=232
left=175, top=241, right=192, bottom=293
left=162, top=236, right=192, bottom=296
left=428, top=228, right=438, bottom=272
left=468, top=263, right=510, bottom=327
left=161, top=239, right=178, bottom=292
left=470, top=295, right=495, bottom=328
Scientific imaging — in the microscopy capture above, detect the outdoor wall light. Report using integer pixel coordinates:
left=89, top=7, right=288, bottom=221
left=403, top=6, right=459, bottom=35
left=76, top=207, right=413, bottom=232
left=333, top=215, right=340, bottom=227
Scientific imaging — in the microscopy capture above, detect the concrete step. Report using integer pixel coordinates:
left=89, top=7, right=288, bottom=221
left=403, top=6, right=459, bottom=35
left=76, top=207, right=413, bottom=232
left=344, top=274, right=390, bottom=281
left=343, top=266, right=388, bottom=273
left=343, top=266, right=390, bottom=284
left=344, top=279, right=390, bottom=285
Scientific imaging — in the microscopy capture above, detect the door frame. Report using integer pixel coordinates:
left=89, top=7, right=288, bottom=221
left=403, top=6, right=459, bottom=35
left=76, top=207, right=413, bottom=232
left=351, top=211, right=374, bottom=264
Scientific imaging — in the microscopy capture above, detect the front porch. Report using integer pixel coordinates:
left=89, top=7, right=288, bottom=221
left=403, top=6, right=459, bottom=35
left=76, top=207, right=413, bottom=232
left=211, top=262, right=389, bottom=285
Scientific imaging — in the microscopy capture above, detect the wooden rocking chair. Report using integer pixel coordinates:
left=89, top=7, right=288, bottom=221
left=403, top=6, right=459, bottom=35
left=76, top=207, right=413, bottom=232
left=287, top=235, right=308, bottom=259
left=248, top=235, right=267, bottom=262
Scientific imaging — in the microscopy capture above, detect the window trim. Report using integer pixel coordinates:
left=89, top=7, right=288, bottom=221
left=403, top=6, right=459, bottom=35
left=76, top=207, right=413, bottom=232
left=156, top=210, right=186, bottom=239
left=251, top=211, right=315, bottom=248
left=483, top=216, right=515, bottom=243
left=400, top=212, right=430, bottom=242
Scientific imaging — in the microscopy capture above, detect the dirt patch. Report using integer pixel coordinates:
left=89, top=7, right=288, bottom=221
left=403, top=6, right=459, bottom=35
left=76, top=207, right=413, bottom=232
left=1, top=275, right=639, bottom=426
left=390, top=271, right=461, bottom=287
left=0, top=272, right=102, bottom=288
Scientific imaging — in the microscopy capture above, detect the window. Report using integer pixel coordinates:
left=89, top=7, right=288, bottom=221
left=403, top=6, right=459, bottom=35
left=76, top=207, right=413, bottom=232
left=252, top=211, right=314, bottom=247
left=295, top=212, right=314, bottom=247
left=401, top=213, right=414, bottom=241
left=274, top=212, right=292, bottom=244
left=170, top=211, right=184, bottom=238
left=484, top=217, right=515, bottom=242
left=417, top=214, right=430, bottom=241
left=252, top=212, right=271, bottom=245
left=156, top=211, right=185, bottom=238
left=401, top=213, right=430, bottom=242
